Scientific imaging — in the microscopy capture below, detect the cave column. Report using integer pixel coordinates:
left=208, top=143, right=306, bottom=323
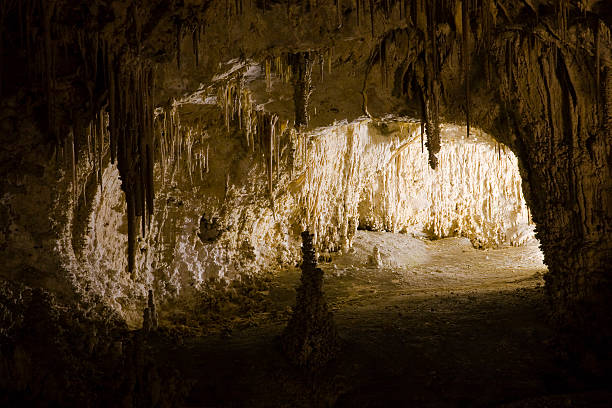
left=515, top=60, right=612, bottom=360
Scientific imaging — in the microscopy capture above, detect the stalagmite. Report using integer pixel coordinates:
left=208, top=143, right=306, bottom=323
left=148, top=289, right=158, bottom=330
left=143, top=307, right=152, bottom=333
left=281, top=231, right=339, bottom=370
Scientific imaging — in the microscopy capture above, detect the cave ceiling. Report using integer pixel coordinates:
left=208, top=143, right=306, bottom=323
left=2, top=0, right=610, bottom=131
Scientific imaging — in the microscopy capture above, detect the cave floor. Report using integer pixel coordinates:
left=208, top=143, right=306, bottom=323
left=163, top=232, right=607, bottom=407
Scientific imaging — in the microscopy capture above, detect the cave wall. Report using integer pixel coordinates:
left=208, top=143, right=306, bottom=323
left=490, top=36, right=612, bottom=342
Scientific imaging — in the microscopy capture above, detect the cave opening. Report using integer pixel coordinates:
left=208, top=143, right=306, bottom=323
left=311, top=119, right=547, bottom=290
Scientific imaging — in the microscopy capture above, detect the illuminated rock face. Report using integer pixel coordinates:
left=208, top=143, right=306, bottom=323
left=358, top=125, right=534, bottom=248
left=294, top=121, right=533, bottom=252
left=61, top=116, right=531, bottom=321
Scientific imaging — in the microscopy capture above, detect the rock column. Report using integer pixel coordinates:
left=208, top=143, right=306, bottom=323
left=281, top=231, right=339, bottom=370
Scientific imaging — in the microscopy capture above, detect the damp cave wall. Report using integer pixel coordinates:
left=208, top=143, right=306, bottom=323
left=0, top=0, right=610, bottom=343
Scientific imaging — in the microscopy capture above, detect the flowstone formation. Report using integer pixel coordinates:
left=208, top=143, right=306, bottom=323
left=282, top=231, right=339, bottom=370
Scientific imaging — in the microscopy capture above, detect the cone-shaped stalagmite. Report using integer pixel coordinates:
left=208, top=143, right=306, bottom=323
left=281, top=231, right=339, bottom=370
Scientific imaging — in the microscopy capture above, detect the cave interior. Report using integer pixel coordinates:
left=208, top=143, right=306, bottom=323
left=1, top=0, right=611, bottom=406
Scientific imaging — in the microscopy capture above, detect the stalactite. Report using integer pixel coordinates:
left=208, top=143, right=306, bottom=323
left=87, top=121, right=93, bottom=164
left=0, top=0, right=8, bottom=99
left=604, top=67, right=612, bottom=138
left=319, top=53, right=324, bottom=81
left=106, top=59, right=156, bottom=274
left=43, top=0, right=57, bottom=143
left=462, top=0, right=470, bottom=138
left=176, top=21, right=182, bottom=70
left=506, top=39, right=513, bottom=85
left=421, top=120, right=424, bottom=153
left=369, top=0, right=375, bottom=38
left=269, top=114, right=277, bottom=196
left=71, top=128, right=77, bottom=205
left=192, top=25, right=200, bottom=67
left=109, top=53, right=118, bottom=164
left=595, top=19, right=601, bottom=116
left=558, top=0, right=568, bottom=41
left=430, top=0, right=438, bottom=75
left=291, top=51, right=314, bottom=128
left=265, top=58, right=272, bottom=91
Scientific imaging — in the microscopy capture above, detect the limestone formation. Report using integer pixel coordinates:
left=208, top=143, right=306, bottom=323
left=143, top=307, right=152, bottom=334
left=368, top=246, right=383, bottom=268
left=281, top=231, right=339, bottom=370
left=291, top=51, right=314, bottom=128
left=148, top=289, right=158, bottom=331
left=0, top=0, right=611, bottom=394
left=142, top=290, right=158, bottom=333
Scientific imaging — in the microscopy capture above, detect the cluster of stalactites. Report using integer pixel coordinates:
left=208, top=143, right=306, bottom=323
left=61, top=109, right=109, bottom=211
left=369, top=0, right=502, bottom=143
left=155, top=104, right=210, bottom=188
left=108, top=59, right=156, bottom=275
left=264, top=48, right=332, bottom=92
left=366, top=0, right=610, bottom=170
left=218, top=79, right=288, bottom=197
left=174, top=17, right=204, bottom=70
left=0, top=1, right=159, bottom=275
left=0, top=1, right=121, bottom=147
